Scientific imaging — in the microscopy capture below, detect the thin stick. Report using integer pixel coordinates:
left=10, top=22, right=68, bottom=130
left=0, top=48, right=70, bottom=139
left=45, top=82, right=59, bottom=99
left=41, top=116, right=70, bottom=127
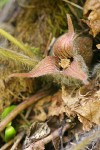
left=20, top=113, right=30, bottom=125
left=25, top=123, right=71, bottom=150
left=25, top=106, right=33, bottom=118
left=0, top=28, right=34, bottom=57
left=63, top=0, right=83, bottom=10
left=0, top=89, right=50, bottom=132
left=10, top=132, right=25, bottom=150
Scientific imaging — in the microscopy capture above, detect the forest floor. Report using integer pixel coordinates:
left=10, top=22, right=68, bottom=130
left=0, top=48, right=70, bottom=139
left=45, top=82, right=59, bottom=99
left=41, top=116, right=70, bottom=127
left=0, top=0, right=100, bottom=150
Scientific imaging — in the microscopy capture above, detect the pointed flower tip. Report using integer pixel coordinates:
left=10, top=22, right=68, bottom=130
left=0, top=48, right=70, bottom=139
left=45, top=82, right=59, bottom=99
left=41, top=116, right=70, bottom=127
left=62, top=59, right=89, bottom=84
left=9, top=56, right=59, bottom=79
left=8, top=73, right=32, bottom=78
left=53, top=15, right=75, bottom=59
left=66, top=14, right=74, bottom=35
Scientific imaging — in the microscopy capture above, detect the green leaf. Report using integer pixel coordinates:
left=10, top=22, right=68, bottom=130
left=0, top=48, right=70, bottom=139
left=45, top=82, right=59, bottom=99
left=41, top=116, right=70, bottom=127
left=5, top=126, right=16, bottom=142
left=1, top=105, right=16, bottom=120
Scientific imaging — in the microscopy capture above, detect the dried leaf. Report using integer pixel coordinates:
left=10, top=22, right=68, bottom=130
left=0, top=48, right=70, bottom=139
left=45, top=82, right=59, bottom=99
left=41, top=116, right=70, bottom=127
left=74, top=96, right=100, bottom=125
left=77, top=115, right=93, bottom=131
left=48, top=91, right=66, bottom=117
left=62, top=86, right=100, bottom=131
left=23, top=122, right=50, bottom=150
left=33, top=96, right=51, bottom=121
left=83, top=0, right=100, bottom=36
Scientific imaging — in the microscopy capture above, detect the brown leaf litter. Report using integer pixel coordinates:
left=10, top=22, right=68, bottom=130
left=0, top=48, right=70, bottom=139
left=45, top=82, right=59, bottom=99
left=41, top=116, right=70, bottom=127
left=83, top=0, right=100, bottom=36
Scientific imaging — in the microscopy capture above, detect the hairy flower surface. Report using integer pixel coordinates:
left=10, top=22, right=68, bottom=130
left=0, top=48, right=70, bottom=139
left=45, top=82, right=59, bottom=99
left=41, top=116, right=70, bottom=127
left=10, top=14, right=90, bottom=85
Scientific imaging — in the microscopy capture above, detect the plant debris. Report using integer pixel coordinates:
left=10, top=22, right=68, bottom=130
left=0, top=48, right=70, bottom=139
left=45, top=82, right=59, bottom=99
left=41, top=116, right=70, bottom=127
left=0, top=0, right=100, bottom=150
left=83, top=0, right=100, bottom=37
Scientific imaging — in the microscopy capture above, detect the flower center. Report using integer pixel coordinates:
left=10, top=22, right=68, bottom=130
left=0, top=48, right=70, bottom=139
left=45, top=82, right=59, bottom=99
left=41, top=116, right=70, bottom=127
left=59, top=58, right=71, bottom=69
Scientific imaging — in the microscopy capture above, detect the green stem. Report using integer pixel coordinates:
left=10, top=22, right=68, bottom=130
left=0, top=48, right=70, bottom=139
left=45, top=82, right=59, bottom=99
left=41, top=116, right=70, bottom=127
left=0, top=28, right=34, bottom=57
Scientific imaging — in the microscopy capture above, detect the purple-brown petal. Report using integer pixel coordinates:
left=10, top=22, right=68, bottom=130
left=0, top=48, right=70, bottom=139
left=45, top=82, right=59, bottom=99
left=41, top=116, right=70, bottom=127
left=62, top=60, right=89, bottom=84
left=53, top=14, right=75, bottom=59
left=9, top=56, right=60, bottom=78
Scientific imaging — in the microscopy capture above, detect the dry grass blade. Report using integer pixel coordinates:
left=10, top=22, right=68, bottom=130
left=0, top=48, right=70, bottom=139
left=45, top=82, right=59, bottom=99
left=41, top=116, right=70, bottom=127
left=63, top=0, right=83, bottom=10
left=0, top=28, right=34, bottom=57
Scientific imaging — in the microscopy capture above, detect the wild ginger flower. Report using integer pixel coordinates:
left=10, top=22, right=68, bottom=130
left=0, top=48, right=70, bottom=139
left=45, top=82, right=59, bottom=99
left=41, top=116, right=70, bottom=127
left=10, top=15, right=93, bottom=85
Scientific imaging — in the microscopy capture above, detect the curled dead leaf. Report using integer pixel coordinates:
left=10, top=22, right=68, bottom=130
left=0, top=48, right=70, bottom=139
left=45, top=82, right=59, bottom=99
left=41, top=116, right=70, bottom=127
left=48, top=91, right=66, bottom=117
left=83, top=0, right=100, bottom=36
left=77, top=115, right=93, bottom=131
left=62, top=85, right=100, bottom=131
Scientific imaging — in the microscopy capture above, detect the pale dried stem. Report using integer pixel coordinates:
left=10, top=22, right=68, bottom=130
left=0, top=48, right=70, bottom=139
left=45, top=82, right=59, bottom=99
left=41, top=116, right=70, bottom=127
left=10, top=132, right=25, bottom=150
left=63, top=0, right=83, bottom=10
left=25, top=123, right=71, bottom=150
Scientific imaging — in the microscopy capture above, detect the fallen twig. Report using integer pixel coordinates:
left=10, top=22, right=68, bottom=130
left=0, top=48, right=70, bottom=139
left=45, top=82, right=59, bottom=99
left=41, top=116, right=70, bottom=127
left=24, top=123, right=71, bottom=150
left=0, top=89, right=50, bottom=132
left=10, top=132, right=25, bottom=150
